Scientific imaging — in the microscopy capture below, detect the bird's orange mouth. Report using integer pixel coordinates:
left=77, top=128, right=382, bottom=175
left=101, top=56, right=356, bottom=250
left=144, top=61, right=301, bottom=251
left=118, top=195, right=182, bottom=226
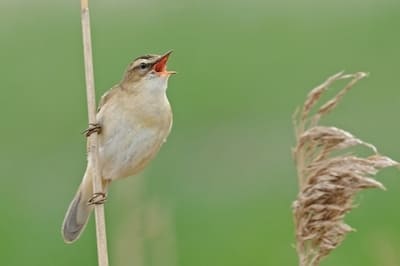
left=153, top=51, right=176, bottom=75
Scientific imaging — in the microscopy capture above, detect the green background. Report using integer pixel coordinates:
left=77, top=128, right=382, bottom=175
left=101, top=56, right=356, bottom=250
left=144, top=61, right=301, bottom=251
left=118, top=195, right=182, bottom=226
left=1, top=0, right=400, bottom=265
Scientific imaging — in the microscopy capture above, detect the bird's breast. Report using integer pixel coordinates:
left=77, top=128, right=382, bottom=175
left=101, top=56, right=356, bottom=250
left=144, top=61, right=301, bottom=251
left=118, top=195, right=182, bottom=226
left=97, top=95, right=172, bottom=180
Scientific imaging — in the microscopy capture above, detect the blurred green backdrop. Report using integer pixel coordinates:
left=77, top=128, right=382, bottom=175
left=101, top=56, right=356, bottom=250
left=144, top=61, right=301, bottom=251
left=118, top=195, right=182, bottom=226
left=1, top=0, right=400, bottom=265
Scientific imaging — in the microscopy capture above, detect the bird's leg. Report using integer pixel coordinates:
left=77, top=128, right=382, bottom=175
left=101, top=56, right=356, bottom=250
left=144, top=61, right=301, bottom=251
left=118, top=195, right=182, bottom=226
left=84, top=122, right=105, bottom=205
left=83, top=123, right=102, bottom=137
left=87, top=192, right=107, bottom=205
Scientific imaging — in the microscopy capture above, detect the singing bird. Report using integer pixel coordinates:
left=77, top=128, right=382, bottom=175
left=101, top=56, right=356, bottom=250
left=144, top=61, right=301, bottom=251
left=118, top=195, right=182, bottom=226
left=62, top=51, right=176, bottom=243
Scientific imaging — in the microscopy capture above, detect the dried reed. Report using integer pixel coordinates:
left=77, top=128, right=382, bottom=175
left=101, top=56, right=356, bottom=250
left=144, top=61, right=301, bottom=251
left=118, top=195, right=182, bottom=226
left=292, top=72, right=398, bottom=266
left=80, top=0, right=109, bottom=265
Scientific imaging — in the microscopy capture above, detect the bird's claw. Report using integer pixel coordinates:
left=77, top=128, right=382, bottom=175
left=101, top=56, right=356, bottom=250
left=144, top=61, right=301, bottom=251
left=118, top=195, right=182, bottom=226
left=83, top=123, right=102, bottom=137
left=87, top=192, right=107, bottom=205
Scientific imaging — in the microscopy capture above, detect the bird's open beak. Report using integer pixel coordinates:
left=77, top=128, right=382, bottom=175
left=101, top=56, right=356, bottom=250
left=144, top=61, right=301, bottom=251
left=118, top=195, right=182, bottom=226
left=153, top=50, right=176, bottom=75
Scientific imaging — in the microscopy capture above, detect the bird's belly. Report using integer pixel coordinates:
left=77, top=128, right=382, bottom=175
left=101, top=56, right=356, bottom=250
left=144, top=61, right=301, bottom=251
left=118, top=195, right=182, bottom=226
left=98, top=125, right=165, bottom=180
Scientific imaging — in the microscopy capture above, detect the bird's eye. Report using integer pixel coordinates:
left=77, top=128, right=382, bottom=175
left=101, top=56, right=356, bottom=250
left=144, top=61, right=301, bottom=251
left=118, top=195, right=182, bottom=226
left=139, top=63, right=147, bottom=69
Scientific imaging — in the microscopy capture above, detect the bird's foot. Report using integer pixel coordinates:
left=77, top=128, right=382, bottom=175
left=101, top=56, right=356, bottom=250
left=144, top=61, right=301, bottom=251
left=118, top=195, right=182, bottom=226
left=83, top=123, right=102, bottom=137
left=88, top=192, right=107, bottom=205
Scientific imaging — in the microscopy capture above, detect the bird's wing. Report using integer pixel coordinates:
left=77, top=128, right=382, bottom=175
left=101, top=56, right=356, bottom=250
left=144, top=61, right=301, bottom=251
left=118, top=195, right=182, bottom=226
left=97, top=85, right=119, bottom=112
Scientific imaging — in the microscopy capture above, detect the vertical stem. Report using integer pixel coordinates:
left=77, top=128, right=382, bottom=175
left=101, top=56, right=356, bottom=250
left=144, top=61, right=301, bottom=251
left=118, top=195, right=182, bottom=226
left=80, top=0, right=109, bottom=265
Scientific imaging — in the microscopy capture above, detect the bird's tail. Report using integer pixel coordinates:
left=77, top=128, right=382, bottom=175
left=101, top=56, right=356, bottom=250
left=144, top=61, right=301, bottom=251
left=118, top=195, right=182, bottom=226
left=62, top=169, right=94, bottom=243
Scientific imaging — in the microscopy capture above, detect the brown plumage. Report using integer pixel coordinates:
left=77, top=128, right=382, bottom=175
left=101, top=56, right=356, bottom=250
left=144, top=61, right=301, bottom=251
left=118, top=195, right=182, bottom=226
left=62, top=51, right=175, bottom=243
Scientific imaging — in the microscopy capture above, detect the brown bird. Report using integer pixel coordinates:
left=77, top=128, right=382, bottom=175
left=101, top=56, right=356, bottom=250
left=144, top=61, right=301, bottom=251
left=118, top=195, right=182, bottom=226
left=62, top=51, right=175, bottom=243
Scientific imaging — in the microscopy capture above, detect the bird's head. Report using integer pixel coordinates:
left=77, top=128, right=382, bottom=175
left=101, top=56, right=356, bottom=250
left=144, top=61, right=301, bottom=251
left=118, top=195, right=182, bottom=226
left=121, top=50, right=176, bottom=92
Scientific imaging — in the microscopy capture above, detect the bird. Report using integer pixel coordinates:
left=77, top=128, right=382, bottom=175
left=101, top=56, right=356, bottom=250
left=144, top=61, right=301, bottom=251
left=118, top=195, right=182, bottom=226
left=62, top=51, right=176, bottom=243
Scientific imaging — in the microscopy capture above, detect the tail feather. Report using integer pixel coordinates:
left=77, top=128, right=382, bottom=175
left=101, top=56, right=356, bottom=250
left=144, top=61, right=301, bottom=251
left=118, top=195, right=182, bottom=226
left=62, top=171, right=93, bottom=243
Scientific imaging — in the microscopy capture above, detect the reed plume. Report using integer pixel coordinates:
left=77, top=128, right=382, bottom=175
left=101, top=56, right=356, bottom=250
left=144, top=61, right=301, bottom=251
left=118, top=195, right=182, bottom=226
left=292, top=72, right=398, bottom=266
